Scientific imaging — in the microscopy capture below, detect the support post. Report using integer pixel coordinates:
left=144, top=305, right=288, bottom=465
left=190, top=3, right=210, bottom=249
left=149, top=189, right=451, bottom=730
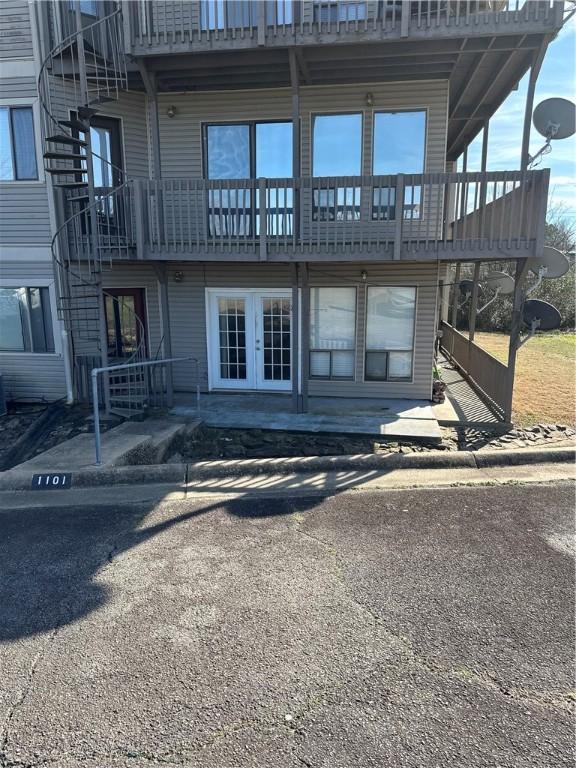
left=291, top=264, right=300, bottom=413
left=289, top=49, right=301, bottom=243
left=504, top=259, right=530, bottom=423
left=521, top=42, right=548, bottom=171
left=300, top=263, right=309, bottom=413
left=257, top=0, right=266, bottom=45
left=468, top=261, right=481, bottom=342
left=134, top=180, right=145, bottom=259
left=451, top=262, right=461, bottom=329
left=154, top=263, right=174, bottom=407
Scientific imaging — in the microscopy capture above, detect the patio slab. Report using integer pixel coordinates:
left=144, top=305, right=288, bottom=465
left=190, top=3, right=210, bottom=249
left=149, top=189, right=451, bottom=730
left=171, top=394, right=443, bottom=442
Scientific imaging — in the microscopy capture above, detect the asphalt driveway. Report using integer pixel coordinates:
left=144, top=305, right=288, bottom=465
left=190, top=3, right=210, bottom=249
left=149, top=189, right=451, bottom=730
left=0, top=483, right=574, bottom=767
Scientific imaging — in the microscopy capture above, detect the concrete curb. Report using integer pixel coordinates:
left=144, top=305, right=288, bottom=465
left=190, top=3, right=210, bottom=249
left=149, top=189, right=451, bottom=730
left=0, top=446, right=573, bottom=492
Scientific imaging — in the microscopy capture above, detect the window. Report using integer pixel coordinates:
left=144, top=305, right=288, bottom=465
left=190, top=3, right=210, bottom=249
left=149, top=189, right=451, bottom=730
left=69, top=1, right=98, bottom=15
left=310, top=287, right=356, bottom=379
left=365, top=287, right=416, bottom=381
left=200, top=1, right=293, bottom=30
left=205, top=121, right=293, bottom=236
left=312, top=113, right=362, bottom=221
left=0, top=107, right=38, bottom=181
left=0, top=287, right=54, bottom=353
left=372, top=111, right=426, bottom=220
left=314, top=2, right=366, bottom=22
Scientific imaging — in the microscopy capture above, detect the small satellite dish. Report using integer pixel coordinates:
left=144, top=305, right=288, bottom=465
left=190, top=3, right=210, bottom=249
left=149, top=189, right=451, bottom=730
left=527, top=246, right=570, bottom=279
left=484, top=271, right=515, bottom=295
left=459, top=279, right=474, bottom=296
left=533, top=98, right=576, bottom=141
left=522, top=299, right=562, bottom=331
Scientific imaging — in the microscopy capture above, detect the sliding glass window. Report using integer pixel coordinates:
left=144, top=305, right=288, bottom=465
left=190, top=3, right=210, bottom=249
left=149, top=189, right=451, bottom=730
left=205, top=121, right=293, bottom=237
left=365, top=287, right=416, bottom=381
left=372, top=111, right=426, bottom=221
left=310, top=287, right=356, bottom=380
left=0, top=287, right=54, bottom=353
left=312, top=113, right=362, bottom=222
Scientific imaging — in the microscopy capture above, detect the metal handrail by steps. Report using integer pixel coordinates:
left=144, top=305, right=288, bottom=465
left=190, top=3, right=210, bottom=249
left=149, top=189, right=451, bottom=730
left=37, top=2, right=151, bottom=416
left=91, top=357, right=201, bottom=465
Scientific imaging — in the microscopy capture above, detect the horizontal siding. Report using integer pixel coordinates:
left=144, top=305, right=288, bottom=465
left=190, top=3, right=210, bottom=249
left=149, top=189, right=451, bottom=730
left=0, top=0, right=33, bottom=60
left=0, top=261, right=66, bottom=402
left=99, top=93, right=149, bottom=178
left=0, top=185, right=51, bottom=244
left=0, top=76, right=37, bottom=99
left=158, top=79, right=448, bottom=178
left=163, top=260, right=438, bottom=400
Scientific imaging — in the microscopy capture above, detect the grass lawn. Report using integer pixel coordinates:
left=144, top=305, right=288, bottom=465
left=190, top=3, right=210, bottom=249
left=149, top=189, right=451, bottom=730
left=473, top=331, right=576, bottom=427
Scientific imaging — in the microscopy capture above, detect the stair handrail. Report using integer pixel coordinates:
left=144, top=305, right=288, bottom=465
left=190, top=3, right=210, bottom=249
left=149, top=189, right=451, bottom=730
left=91, top=356, right=201, bottom=465
left=38, top=2, right=147, bottom=409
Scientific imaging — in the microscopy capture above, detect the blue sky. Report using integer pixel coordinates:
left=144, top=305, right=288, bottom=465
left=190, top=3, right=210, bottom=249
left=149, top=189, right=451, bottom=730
left=462, top=18, right=576, bottom=220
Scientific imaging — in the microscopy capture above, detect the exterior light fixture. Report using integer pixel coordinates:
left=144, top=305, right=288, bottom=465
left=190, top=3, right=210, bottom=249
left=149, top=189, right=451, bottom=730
left=167, top=105, right=177, bottom=118
left=174, top=270, right=184, bottom=282
left=361, top=270, right=368, bottom=281
left=365, top=92, right=374, bottom=107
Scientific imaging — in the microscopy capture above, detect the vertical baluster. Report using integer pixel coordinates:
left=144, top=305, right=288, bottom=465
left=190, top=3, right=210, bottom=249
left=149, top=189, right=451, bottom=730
left=516, top=171, right=526, bottom=249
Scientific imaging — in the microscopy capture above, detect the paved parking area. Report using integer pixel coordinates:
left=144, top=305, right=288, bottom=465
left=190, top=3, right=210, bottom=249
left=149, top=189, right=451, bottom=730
left=1, top=483, right=574, bottom=767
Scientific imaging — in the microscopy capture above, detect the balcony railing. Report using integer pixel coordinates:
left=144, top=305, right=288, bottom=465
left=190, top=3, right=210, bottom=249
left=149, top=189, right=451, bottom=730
left=63, top=170, right=549, bottom=261
left=125, top=0, right=561, bottom=53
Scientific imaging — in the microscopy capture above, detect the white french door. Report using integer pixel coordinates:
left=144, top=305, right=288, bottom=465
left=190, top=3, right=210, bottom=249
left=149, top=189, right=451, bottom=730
left=207, top=289, right=292, bottom=391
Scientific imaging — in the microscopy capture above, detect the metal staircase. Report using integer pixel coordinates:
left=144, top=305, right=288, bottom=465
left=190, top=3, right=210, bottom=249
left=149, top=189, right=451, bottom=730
left=38, top=1, right=148, bottom=417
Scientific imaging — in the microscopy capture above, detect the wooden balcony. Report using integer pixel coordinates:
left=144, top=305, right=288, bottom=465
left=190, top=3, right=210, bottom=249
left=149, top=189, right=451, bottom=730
left=64, top=170, right=549, bottom=263
left=124, top=0, right=562, bottom=55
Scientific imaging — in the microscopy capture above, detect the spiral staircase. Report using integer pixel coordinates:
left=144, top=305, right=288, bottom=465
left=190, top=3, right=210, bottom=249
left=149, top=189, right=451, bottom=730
left=38, top=2, right=149, bottom=417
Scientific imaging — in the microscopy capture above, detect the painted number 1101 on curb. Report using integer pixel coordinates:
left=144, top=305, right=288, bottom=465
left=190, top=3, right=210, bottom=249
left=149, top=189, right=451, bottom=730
left=31, top=473, right=72, bottom=490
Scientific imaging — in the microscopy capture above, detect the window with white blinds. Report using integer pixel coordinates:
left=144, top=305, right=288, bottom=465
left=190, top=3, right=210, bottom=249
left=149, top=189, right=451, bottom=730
left=365, top=286, right=416, bottom=381
left=309, top=287, right=356, bottom=380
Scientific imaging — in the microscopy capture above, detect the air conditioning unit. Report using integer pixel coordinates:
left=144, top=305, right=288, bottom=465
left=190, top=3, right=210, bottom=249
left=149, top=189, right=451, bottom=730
left=0, top=375, right=7, bottom=417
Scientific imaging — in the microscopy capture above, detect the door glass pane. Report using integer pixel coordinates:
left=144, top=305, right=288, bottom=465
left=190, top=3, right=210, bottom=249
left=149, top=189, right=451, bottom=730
left=0, top=108, right=14, bottom=181
left=218, top=298, right=247, bottom=380
left=261, top=297, right=291, bottom=381
left=366, top=287, right=416, bottom=350
left=91, top=126, right=113, bottom=188
left=106, top=295, right=138, bottom=359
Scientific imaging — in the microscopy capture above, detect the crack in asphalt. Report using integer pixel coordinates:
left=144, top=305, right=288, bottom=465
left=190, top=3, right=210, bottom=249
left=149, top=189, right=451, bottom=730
left=0, top=627, right=59, bottom=767
left=291, top=508, right=574, bottom=715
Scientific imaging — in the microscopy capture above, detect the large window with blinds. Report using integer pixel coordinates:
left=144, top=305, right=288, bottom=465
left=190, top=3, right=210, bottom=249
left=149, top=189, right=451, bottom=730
left=365, top=287, right=416, bottom=381
left=0, top=106, right=38, bottom=181
left=309, top=287, right=357, bottom=380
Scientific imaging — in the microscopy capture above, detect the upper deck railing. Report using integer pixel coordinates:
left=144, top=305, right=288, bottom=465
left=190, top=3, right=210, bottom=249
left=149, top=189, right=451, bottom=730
left=63, top=169, right=549, bottom=262
left=125, top=0, right=562, bottom=53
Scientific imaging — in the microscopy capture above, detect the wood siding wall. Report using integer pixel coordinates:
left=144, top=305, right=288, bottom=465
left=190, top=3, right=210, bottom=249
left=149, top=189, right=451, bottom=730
left=158, top=79, right=449, bottom=178
left=0, top=261, right=67, bottom=402
left=0, top=0, right=33, bottom=59
left=108, top=260, right=438, bottom=400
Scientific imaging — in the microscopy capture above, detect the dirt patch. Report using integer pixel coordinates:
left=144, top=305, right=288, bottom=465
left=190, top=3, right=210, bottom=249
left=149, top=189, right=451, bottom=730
left=0, top=404, right=122, bottom=471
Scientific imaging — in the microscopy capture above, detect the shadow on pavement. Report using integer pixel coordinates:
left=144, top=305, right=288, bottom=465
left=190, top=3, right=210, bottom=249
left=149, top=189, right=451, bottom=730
left=0, top=491, right=324, bottom=642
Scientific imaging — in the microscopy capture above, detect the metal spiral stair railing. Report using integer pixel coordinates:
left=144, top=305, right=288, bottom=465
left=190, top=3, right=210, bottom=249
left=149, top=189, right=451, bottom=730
left=38, top=3, right=149, bottom=416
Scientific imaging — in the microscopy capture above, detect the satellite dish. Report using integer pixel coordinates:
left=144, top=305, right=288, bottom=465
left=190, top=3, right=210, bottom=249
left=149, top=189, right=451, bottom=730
left=484, top=271, right=515, bottom=295
left=527, top=246, right=570, bottom=279
left=533, top=98, right=576, bottom=141
left=459, top=279, right=474, bottom=296
left=522, top=299, right=562, bottom=331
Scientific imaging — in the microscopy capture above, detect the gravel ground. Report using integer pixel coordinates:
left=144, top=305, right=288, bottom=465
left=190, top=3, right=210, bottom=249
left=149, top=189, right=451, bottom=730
left=1, top=483, right=573, bottom=767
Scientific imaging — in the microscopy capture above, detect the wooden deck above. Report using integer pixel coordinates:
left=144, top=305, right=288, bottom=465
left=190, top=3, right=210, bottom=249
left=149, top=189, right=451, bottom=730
left=63, top=169, right=549, bottom=264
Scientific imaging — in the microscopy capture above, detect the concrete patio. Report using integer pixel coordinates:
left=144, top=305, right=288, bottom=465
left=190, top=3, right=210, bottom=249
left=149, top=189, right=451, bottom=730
left=171, top=393, right=443, bottom=442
